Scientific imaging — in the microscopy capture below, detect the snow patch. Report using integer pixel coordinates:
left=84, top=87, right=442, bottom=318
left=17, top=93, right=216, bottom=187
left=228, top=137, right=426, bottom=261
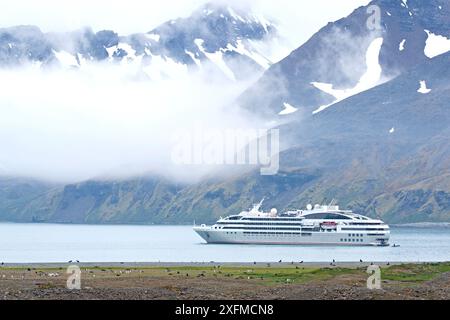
left=106, top=45, right=118, bottom=58
left=279, top=102, right=298, bottom=115
left=117, top=43, right=137, bottom=59
left=252, top=14, right=272, bottom=33
left=228, top=7, right=246, bottom=23
left=53, top=50, right=78, bottom=67
left=226, top=40, right=271, bottom=70
left=424, top=30, right=450, bottom=58
left=399, top=39, right=406, bottom=51
left=195, top=39, right=236, bottom=81
left=311, top=37, right=384, bottom=114
left=417, top=80, right=431, bottom=94
left=185, top=50, right=201, bottom=67
left=146, top=33, right=160, bottom=42
left=203, top=8, right=213, bottom=15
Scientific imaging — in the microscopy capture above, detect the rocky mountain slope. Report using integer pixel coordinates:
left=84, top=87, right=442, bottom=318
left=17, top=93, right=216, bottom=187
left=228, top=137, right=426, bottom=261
left=239, top=0, right=450, bottom=117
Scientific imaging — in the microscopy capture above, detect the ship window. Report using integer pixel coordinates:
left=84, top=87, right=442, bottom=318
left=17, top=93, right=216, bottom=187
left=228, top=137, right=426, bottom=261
left=304, top=213, right=351, bottom=220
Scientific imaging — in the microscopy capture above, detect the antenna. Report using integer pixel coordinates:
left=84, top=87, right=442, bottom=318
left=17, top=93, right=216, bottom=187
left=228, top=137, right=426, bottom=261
left=251, top=197, right=265, bottom=214
left=255, top=197, right=265, bottom=210
left=329, top=199, right=336, bottom=206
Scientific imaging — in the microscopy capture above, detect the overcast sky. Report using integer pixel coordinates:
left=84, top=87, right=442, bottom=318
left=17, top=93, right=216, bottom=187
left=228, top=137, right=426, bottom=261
left=0, top=0, right=371, bottom=48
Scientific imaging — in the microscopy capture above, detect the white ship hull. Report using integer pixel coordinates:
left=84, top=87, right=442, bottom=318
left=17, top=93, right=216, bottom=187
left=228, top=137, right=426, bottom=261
left=194, top=227, right=390, bottom=247
left=194, top=202, right=390, bottom=247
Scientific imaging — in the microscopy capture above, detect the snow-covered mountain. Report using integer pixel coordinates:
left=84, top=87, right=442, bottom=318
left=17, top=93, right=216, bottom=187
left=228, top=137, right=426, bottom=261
left=240, top=0, right=450, bottom=117
left=0, top=3, right=278, bottom=81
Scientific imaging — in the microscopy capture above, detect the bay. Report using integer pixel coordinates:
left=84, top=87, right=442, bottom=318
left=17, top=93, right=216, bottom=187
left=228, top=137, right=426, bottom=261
left=0, top=223, right=449, bottom=263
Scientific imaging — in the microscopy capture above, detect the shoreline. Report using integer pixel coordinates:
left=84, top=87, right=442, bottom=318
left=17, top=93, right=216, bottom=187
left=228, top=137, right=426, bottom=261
left=392, top=222, right=450, bottom=228
left=1, top=262, right=449, bottom=300
left=0, top=261, right=441, bottom=269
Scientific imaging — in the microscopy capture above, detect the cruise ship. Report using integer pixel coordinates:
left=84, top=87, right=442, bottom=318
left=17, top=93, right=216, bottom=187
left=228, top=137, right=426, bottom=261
left=193, top=200, right=390, bottom=246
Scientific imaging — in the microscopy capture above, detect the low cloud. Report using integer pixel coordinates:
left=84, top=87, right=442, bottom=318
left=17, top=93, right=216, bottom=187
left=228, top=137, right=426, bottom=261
left=0, top=61, right=267, bottom=183
left=0, top=0, right=374, bottom=183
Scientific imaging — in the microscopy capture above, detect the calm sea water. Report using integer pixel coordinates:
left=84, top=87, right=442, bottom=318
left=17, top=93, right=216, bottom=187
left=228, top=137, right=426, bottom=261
left=0, top=223, right=449, bottom=263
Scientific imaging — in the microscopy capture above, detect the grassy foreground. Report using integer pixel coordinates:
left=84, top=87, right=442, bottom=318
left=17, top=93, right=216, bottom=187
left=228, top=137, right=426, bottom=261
left=1, top=262, right=450, bottom=300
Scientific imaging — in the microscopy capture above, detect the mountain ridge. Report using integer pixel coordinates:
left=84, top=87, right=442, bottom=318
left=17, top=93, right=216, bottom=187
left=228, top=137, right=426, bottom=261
left=0, top=3, right=279, bottom=81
